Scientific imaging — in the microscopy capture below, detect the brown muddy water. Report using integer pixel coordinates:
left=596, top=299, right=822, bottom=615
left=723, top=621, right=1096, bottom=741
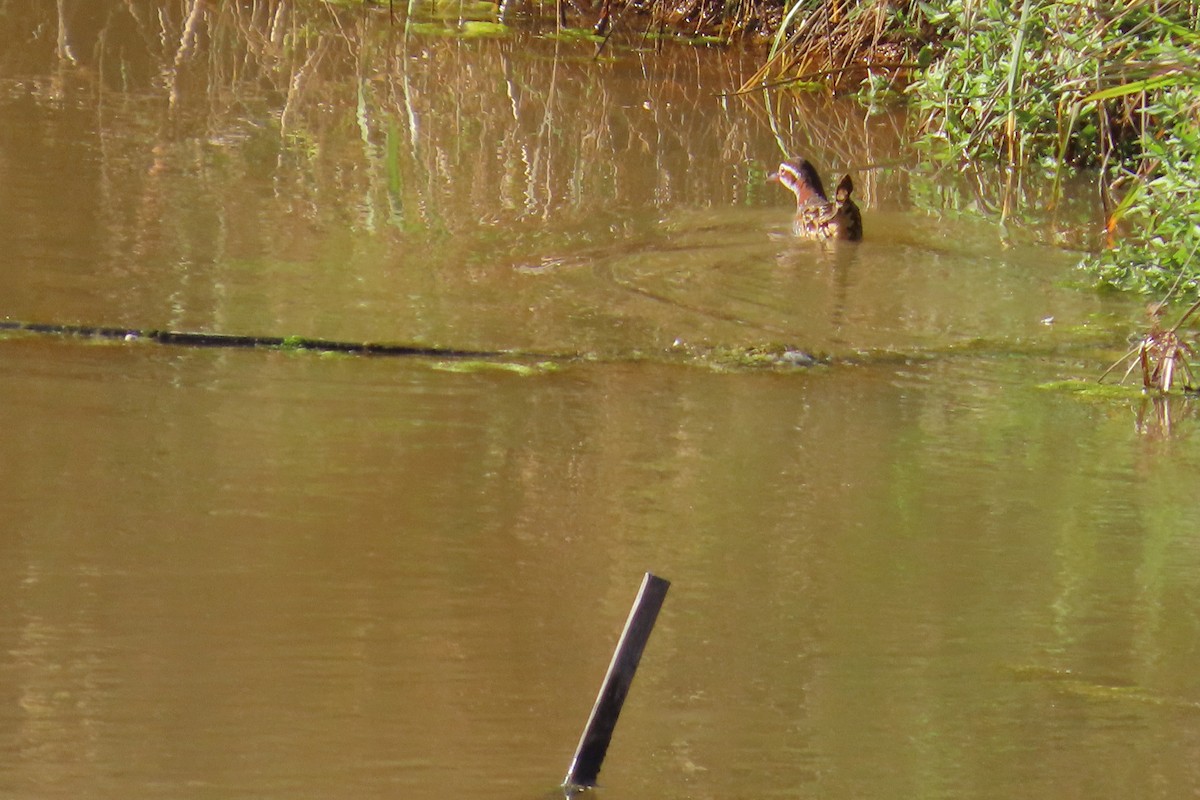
left=3, top=3, right=1200, bottom=799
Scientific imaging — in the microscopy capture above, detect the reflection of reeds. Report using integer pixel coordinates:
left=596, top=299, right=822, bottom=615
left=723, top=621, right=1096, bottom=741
left=7, top=0, right=924, bottom=323
left=55, top=2, right=906, bottom=234
left=1101, top=299, right=1200, bottom=394
left=24, top=0, right=1117, bottom=272
left=903, top=161, right=1103, bottom=249
left=0, top=0, right=918, bottom=341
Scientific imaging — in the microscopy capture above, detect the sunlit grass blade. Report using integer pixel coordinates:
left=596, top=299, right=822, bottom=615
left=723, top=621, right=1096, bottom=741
left=1083, top=73, right=1189, bottom=103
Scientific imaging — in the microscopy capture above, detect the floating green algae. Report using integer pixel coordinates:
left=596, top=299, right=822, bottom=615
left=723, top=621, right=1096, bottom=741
left=460, top=20, right=510, bottom=37
left=1038, top=379, right=1164, bottom=400
left=431, top=360, right=558, bottom=376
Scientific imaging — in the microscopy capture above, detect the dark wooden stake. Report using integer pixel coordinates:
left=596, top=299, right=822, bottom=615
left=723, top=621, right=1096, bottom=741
left=563, top=572, right=670, bottom=789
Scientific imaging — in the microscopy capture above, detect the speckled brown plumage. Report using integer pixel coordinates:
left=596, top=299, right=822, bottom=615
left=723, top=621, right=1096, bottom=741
left=769, top=159, right=862, bottom=242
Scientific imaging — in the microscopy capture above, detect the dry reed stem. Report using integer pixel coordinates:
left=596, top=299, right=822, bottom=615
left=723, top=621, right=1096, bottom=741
left=738, top=0, right=912, bottom=94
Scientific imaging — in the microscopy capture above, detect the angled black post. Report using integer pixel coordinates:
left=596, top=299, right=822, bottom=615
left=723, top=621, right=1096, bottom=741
left=563, top=572, right=670, bottom=789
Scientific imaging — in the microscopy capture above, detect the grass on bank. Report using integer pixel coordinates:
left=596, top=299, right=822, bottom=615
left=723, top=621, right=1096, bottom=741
left=903, top=0, right=1200, bottom=298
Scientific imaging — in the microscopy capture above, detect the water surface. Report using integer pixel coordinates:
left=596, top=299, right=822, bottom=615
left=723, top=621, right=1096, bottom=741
left=2, top=4, right=1198, bottom=800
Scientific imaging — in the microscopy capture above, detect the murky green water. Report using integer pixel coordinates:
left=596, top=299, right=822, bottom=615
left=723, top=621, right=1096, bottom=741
left=3, top=3, right=1200, bottom=799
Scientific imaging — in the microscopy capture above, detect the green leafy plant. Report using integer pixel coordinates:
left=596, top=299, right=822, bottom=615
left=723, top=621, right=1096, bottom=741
left=1082, top=83, right=1200, bottom=296
left=912, top=1, right=1132, bottom=166
left=907, top=0, right=1200, bottom=295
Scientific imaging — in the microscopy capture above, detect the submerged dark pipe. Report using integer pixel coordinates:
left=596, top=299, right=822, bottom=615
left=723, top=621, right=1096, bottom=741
left=0, top=319, right=559, bottom=360
left=563, top=572, right=670, bottom=789
left=1, top=318, right=829, bottom=370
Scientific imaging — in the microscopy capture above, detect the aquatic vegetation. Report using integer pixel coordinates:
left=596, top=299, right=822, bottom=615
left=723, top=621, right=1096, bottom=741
left=1037, top=380, right=1147, bottom=402
left=1100, top=300, right=1200, bottom=394
left=683, top=342, right=825, bottom=370
left=432, top=360, right=559, bottom=375
left=280, top=335, right=310, bottom=350
left=460, top=20, right=511, bottom=36
left=642, top=30, right=728, bottom=47
left=1009, top=665, right=1200, bottom=711
left=540, top=26, right=606, bottom=43
left=329, top=0, right=782, bottom=39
